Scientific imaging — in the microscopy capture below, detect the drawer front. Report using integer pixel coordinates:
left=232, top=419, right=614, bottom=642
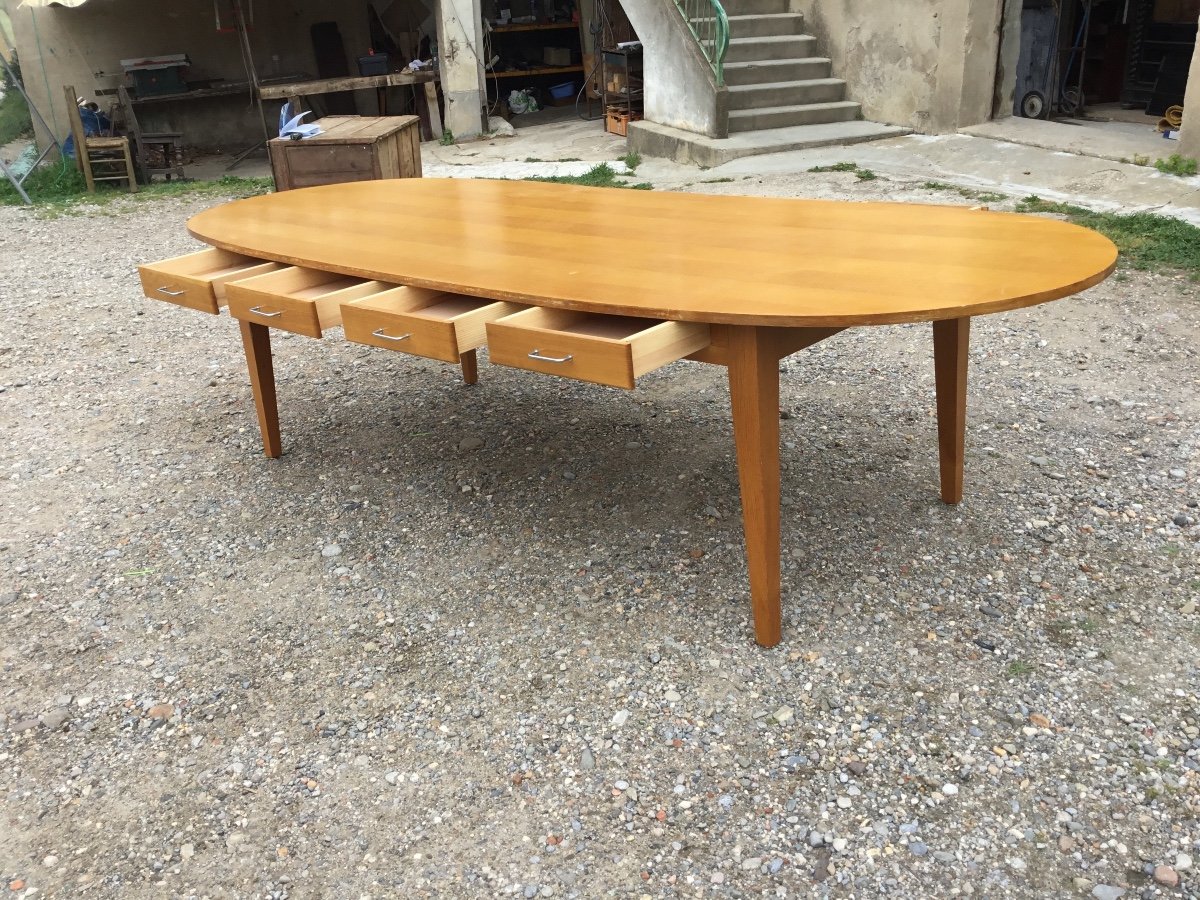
left=228, top=289, right=323, bottom=337
left=343, top=291, right=525, bottom=363
left=137, top=248, right=279, bottom=314
left=487, top=309, right=709, bottom=390
left=226, top=267, right=385, bottom=338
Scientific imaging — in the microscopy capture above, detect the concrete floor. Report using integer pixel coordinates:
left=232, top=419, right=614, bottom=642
left=25, top=112, right=1200, bottom=225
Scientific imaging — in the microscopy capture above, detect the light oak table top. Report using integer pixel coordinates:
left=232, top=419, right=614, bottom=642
left=188, top=178, right=1118, bottom=327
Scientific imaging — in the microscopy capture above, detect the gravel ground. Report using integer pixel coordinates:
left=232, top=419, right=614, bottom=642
left=1, top=170, right=1199, bottom=900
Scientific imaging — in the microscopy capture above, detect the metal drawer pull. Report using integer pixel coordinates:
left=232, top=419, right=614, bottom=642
left=249, top=306, right=283, bottom=318
left=156, top=286, right=186, bottom=297
left=372, top=329, right=411, bottom=342
left=528, top=349, right=573, bottom=363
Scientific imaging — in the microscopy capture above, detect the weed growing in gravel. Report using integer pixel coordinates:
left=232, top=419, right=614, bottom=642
left=619, top=150, right=642, bottom=172
left=525, top=162, right=651, bottom=190
left=1153, top=153, right=1198, bottom=177
left=809, top=161, right=878, bottom=181
left=1016, top=195, right=1200, bottom=276
left=1006, top=660, right=1035, bottom=678
left=0, top=160, right=273, bottom=214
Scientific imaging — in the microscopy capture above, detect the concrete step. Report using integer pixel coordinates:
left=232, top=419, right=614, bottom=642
left=726, top=34, right=818, bottom=64
left=724, top=57, right=832, bottom=85
left=695, top=13, right=803, bottom=38
left=728, top=99, right=860, bottom=132
left=717, top=0, right=787, bottom=15
left=628, top=119, right=911, bottom=168
left=728, top=77, right=846, bottom=110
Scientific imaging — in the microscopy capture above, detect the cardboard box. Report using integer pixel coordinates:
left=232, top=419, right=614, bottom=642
left=605, top=108, right=641, bottom=137
left=543, top=46, right=572, bottom=66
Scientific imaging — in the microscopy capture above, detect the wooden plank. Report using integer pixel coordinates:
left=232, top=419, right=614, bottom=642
left=258, top=73, right=433, bottom=100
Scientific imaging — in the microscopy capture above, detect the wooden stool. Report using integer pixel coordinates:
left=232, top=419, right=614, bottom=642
left=117, top=86, right=185, bottom=182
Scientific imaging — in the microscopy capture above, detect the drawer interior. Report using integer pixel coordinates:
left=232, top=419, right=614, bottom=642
left=497, top=307, right=658, bottom=341
left=236, top=266, right=380, bottom=300
left=149, top=247, right=268, bottom=281
left=351, top=286, right=498, bottom=320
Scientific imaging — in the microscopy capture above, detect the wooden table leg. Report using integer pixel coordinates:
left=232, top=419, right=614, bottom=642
left=728, top=326, right=782, bottom=647
left=933, top=317, right=970, bottom=504
left=459, top=349, right=478, bottom=385
left=239, top=320, right=282, bottom=459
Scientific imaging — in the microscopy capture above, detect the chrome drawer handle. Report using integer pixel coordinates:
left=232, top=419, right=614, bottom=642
left=156, top=286, right=186, bottom=297
left=372, top=328, right=411, bottom=342
left=528, top=349, right=573, bottom=363
left=249, top=306, right=282, bottom=318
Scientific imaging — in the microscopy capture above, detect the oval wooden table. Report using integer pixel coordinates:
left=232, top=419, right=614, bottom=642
left=182, top=179, right=1118, bottom=647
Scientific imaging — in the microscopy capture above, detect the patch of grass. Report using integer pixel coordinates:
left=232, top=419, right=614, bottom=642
left=1006, top=660, right=1035, bottom=678
left=525, top=162, right=651, bottom=190
left=0, top=88, right=33, bottom=146
left=1133, top=153, right=1151, bottom=167
left=922, top=181, right=1006, bottom=204
left=1016, top=195, right=1200, bottom=275
left=701, top=177, right=735, bottom=184
left=809, top=161, right=859, bottom=173
left=0, top=159, right=273, bottom=213
left=810, top=161, right=878, bottom=182
left=619, top=150, right=642, bottom=172
left=1154, top=153, right=1198, bottom=177
left=439, top=129, right=455, bottom=146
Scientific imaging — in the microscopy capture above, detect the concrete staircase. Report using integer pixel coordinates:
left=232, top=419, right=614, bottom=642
left=630, top=0, right=907, bottom=166
left=720, top=0, right=858, bottom=132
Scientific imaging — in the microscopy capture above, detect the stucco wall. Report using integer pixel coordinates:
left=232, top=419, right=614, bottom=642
left=9, top=0, right=378, bottom=153
left=619, top=0, right=725, bottom=137
left=1180, top=13, right=1200, bottom=157
left=790, top=0, right=1004, bottom=133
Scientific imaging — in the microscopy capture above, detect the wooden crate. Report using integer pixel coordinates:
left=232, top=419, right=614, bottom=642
left=605, top=107, right=641, bottom=137
left=269, top=115, right=421, bottom=191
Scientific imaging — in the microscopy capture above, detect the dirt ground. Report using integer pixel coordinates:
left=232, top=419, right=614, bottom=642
left=1, top=171, right=1198, bottom=900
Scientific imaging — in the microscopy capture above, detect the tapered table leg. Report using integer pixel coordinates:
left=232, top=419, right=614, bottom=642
left=933, top=317, right=970, bottom=504
left=239, top=320, right=282, bottom=459
left=728, top=326, right=782, bottom=647
left=459, top=349, right=479, bottom=385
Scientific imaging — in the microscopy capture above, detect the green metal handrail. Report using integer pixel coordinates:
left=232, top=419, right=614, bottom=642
left=673, top=0, right=730, bottom=86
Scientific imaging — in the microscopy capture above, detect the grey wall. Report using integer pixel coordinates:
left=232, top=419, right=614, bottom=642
left=790, top=0, right=1006, bottom=133
left=618, top=0, right=726, bottom=137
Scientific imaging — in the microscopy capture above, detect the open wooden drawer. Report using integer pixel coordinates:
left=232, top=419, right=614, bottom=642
left=342, top=287, right=525, bottom=362
left=486, top=308, right=709, bottom=390
left=137, top=248, right=280, bottom=314
left=226, top=267, right=395, bottom=338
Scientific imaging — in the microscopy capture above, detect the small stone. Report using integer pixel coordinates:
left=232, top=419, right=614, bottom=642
left=612, top=710, right=629, bottom=727
left=11, top=718, right=39, bottom=733
left=808, top=831, right=824, bottom=847
left=1031, top=456, right=1051, bottom=467
left=626, top=787, right=637, bottom=802
left=43, top=855, right=58, bottom=867
left=664, top=690, right=681, bottom=703
left=581, top=748, right=595, bottom=770
left=909, top=842, right=928, bottom=857
left=1176, top=853, right=1193, bottom=871
left=846, top=761, right=866, bottom=776
left=384, top=772, right=399, bottom=785
left=772, top=705, right=794, bottom=724
left=1030, top=713, right=1051, bottom=728
left=836, top=796, right=852, bottom=809
left=180, top=843, right=194, bottom=860
left=1174, top=514, right=1189, bottom=527
left=1008, top=857, right=1026, bottom=871
left=941, top=783, right=958, bottom=796
left=741, top=857, right=762, bottom=871
left=711, top=873, right=724, bottom=884
left=1058, top=836, right=1076, bottom=853
left=1181, top=601, right=1197, bottom=615
left=1168, top=468, right=1186, bottom=480
left=614, top=780, right=629, bottom=791
left=8, top=880, right=25, bottom=891
left=321, top=544, right=342, bottom=558
left=981, top=604, right=1003, bottom=619
left=1091, top=886, right=1125, bottom=900
left=40, top=708, right=69, bottom=730
left=147, top=703, right=174, bottom=721
left=1153, top=866, right=1179, bottom=888
left=459, top=436, right=484, bottom=451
